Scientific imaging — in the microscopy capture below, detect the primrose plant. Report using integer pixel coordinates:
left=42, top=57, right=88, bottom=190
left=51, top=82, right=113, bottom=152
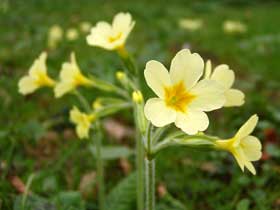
left=18, top=12, right=262, bottom=210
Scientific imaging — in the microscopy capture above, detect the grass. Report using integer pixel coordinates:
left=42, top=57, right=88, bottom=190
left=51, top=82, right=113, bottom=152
left=0, top=0, right=280, bottom=209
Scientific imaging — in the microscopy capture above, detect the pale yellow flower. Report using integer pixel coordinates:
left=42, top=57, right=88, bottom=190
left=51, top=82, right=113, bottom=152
left=66, top=28, right=79, bottom=41
left=204, top=60, right=245, bottom=107
left=215, top=115, right=262, bottom=175
left=86, top=12, right=135, bottom=50
left=144, top=49, right=225, bottom=135
left=223, top=20, right=247, bottom=34
left=80, top=21, right=92, bottom=33
left=48, top=24, right=63, bottom=49
left=18, top=52, right=55, bottom=95
left=179, top=18, right=203, bottom=31
left=54, top=53, right=93, bottom=98
left=70, top=106, right=95, bottom=139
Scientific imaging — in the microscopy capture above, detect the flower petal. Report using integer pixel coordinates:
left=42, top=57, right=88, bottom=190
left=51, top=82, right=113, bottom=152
left=144, top=60, right=171, bottom=98
left=54, top=82, right=74, bottom=98
left=189, top=79, right=225, bottom=111
left=144, top=98, right=176, bottom=127
left=86, top=22, right=114, bottom=49
left=175, top=109, right=209, bottom=135
left=244, top=161, right=256, bottom=175
left=18, top=76, right=38, bottom=95
left=77, top=124, right=90, bottom=139
left=170, top=49, right=204, bottom=90
left=211, top=64, right=234, bottom=89
left=112, top=12, right=135, bottom=35
left=235, top=114, right=258, bottom=140
left=204, top=60, right=212, bottom=79
left=70, top=106, right=82, bottom=124
left=224, top=89, right=245, bottom=107
left=241, top=135, right=262, bottom=161
left=232, top=147, right=246, bottom=171
left=29, top=52, right=47, bottom=77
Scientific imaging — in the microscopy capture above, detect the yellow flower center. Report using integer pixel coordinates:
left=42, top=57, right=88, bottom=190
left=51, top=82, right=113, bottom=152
left=74, top=72, right=92, bottom=87
left=36, top=71, right=55, bottom=87
left=108, top=32, right=122, bottom=43
left=164, top=81, right=195, bottom=113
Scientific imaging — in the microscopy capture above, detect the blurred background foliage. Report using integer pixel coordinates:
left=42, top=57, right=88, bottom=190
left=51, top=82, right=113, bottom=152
left=0, top=0, right=280, bottom=210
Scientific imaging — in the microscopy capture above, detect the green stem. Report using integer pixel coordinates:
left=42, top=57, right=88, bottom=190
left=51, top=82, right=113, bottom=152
left=136, top=132, right=144, bottom=210
left=119, top=47, right=143, bottom=210
left=145, top=122, right=155, bottom=210
left=94, top=122, right=105, bottom=210
left=75, top=91, right=105, bottom=210
left=145, top=158, right=155, bottom=210
left=134, top=105, right=144, bottom=210
left=74, top=91, right=91, bottom=112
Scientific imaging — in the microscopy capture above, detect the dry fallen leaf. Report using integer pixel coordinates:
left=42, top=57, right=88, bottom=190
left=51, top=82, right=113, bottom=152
left=119, top=158, right=132, bottom=175
left=8, top=175, right=26, bottom=194
left=79, top=171, right=97, bottom=198
left=157, top=183, right=167, bottom=198
left=200, top=162, right=217, bottom=173
left=103, top=118, right=134, bottom=141
left=63, top=128, right=76, bottom=140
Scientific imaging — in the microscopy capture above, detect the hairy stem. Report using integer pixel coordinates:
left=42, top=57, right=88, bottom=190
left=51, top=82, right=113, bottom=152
left=145, top=122, right=155, bottom=210
left=94, top=122, right=105, bottom=210
left=145, top=158, right=155, bottom=210
left=136, top=132, right=144, bottom=210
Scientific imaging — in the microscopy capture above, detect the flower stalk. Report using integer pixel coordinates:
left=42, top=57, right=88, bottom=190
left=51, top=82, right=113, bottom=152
left=145, top=122, right=155, bottom=210
left=75, top=91, right=105, bottom=210
left=94, top=122, right=105, bottom=210
left=133, top=96, right=145, bottom=210
left=145, top=158, right=155, bottom=210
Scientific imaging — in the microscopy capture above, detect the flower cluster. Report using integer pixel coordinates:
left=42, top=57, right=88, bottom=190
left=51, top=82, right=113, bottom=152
left=18, top=52, right=95, bottom=139
left=18, top=12, right=262, bottom=210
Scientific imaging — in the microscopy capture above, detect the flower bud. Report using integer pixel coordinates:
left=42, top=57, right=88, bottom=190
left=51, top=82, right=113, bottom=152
left=92, top=99, right=103, bottom=110
left=132, top=90, right=143, bottom=104
left=116, top=71, right=126, bottom=81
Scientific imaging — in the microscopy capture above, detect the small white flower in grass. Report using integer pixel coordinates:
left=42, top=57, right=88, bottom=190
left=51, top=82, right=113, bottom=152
left=66, top=28, right=79, bottom=41
left=86, top=12, right=135, bottom=50
left=223, top=20, right=247, bottom=34
left=80, top=21, right=92, bottom=33
left=179, top=18, right=203, bottom=31
left=144, top=49, right=225, bottom=135
left=215, top=115, right=262, bottom=175
left=205, top=60, right=245, bottom=107
left=48, top=24, right=63, bottom=49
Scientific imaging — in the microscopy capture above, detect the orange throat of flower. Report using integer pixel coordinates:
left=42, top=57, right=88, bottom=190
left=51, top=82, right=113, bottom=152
left=164, top=81, right=195, bottom=113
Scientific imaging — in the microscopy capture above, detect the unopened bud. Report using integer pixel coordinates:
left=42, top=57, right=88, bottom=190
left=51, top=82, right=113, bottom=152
left=132, top=90, right=143, bottom=103
left=116, top=71, right=126, bottom=81
left=92, top=99, right=103, bottom=110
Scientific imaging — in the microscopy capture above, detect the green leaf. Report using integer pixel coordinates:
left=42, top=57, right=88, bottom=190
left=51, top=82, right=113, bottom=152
left=14, top=194, right=56, bottom=210
left=105, top=172, right=136, bottom=210
left=157, top=193, right=187, bottom=210
left=53, top=191, right=85, bottom=210
left=236, top=199, right=250, bottom=210
left=90, top=145, right=134, bottom=160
